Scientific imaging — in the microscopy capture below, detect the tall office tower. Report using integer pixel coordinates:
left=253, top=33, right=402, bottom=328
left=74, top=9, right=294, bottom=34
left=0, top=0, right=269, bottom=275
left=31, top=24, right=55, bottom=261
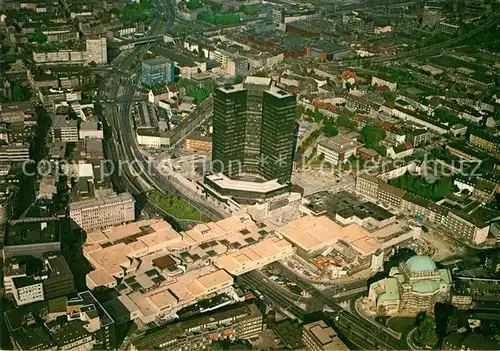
left=242, top=77, right=272, bottom=175
left=86, top=37, right=107, bottom=64
left=212, top=84, right=247, bottom=178
left=212, top=77, right=296, bottom=183
left=259, top=86, right=296, bottom=183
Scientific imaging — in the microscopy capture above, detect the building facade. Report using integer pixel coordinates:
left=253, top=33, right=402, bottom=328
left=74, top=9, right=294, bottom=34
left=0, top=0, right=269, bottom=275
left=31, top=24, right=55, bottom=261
left=364, top=255, right=451, bottom=315
left=86, top=37, right=107, bottom=64
left=69, top=191, right=135, bottom=231
left=141, top=58, right=174, bottom=86
left=212, top=77, right=296, bottom=183
left=130, top=304, right=263, bottom=350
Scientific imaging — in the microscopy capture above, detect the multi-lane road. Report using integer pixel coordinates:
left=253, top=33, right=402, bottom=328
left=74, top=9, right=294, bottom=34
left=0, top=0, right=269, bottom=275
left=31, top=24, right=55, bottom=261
left=98, top=0, right=225, bottom=222
left=239, top=267, right=406, bottom=350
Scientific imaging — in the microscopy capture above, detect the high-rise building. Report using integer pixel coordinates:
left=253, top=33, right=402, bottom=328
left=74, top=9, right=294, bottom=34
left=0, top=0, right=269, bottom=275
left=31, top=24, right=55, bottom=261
left=86, top=37, right=107, bottom=64
left=259, top=85, right=296, bottom=182
left=141, top=58, right=175, bottom=86
left=212, top=77, right=296, bottom=183
left=212, top=84, right=247, bottom=178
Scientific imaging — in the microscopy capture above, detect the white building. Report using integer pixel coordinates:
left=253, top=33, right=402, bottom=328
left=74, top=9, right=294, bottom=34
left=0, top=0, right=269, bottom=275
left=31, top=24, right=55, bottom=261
left=86, top=37, right=107, bottom=64
left=52, top=115, right=79, bottom=142
left=317, top=135, right=362, bottom=165
left=136, top=130, right=170, bottom=148
left=69, top=190, right=135, bottom=231
left=0, top=144, right=30, bottom=162
left=79, top=121, right=103, bottom=139
left=12, top=280, right=44, bottom=306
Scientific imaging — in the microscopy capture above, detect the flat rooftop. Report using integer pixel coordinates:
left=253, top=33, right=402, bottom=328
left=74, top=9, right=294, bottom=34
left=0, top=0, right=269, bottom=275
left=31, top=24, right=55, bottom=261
left=205, top=173, right=288, bottom=194
left=277, top=215, right=400, bottom=255
left=69, top=190, right=133, bottom=211
left=304, top=320, right=349, bottom=351
left=244, top=76, right=272, bottom=86
left=318, top=135, right=363, bottom=154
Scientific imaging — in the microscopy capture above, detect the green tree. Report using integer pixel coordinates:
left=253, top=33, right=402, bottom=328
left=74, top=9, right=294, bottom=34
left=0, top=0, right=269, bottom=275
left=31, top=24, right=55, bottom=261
left=336, top=115, right=356, bottom=130
left=11, top=84, right=25, bottom=101
left=361, top=124, right=385, bottom=149
left=234, top=75, right=244, bottom=84
left=296, top=104, right=305, bottom=119
left=417, top=316, right=439, bottom=348
left=323, top=118, right=338, bottom=137
left=30, top=30, right=47, bottom=43
left=314, top=107, right=324, bottom=122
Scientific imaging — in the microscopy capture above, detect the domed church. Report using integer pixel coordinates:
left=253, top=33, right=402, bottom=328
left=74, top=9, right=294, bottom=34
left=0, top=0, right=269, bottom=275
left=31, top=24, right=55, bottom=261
left=364, top=255, right=452, bottom=315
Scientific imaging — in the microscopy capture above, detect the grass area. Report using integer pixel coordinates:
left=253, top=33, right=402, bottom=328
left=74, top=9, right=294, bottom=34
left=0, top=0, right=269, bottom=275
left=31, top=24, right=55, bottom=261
left=388, top=317, right=416, bottom=333
left=148, top=191, right=211, bottom=222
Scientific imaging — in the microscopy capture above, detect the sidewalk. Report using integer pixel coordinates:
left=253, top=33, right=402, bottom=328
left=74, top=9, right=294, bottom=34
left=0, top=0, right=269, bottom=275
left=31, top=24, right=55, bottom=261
left=354, top=297, right=402, bottom=339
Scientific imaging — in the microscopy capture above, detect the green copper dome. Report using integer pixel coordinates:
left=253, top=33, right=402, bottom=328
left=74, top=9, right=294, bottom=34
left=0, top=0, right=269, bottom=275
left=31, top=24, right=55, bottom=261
left=405, top=255, right=437, bottom=272
left=412, top=279, right=439, bottom=293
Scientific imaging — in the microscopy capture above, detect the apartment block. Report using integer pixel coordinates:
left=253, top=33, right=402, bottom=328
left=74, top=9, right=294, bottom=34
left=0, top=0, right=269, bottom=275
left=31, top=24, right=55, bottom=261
left=0, top=143, right=30, bottom=162
left=52, top=115, right=79, bottom=142
left=86, top=37, right=107, bottom=64
left=69, top=190, right=135, bottom=232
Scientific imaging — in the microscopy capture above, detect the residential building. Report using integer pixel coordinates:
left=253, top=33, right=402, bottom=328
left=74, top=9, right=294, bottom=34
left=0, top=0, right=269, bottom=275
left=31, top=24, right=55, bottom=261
left=469, top=131, right=499, bottom=155
left=86, top=37, right=107, bottom=64
left=422, top=6, right=442, bottom=28
left=364, top=255, right=452, bottom=315
left=5, top=291, right=116, bottom=350
left=355, top=173, right=380, bottom=200
left=386, top=142, right=414, bottom=159
left=51, top=116, right=78, bottom=142
left=69, top=190, right=135, bottom=232
left=302, top=320, right=349, bottom=351
left=406, top=129, right=427, bottom=147
left=0, top=143, right=30, bottom=162
left=212, top=77, right=297, bottom=183
left=371, top=76, right=397, bottom=91
left=141, top=58, right=174, bottom=86
left=317, top=135, right=362, bottom=165
left=130, top=304, right=263, bottom=350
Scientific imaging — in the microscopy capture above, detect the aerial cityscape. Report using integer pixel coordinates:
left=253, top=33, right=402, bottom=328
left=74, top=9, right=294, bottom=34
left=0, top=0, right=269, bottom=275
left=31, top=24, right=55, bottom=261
left=0, top=0, right=499, bottom=350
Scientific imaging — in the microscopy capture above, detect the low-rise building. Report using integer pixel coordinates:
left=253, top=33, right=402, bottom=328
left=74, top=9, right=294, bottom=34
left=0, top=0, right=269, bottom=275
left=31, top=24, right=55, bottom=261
left=130, top=303, right=262, bottom=350
left=317, top=135, right=363, bottom=165
left=184, top=133, right=212, bottom=153
left=302, top=320, right=349, bottom=351
left=136, top=129, right=170, bottom=148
